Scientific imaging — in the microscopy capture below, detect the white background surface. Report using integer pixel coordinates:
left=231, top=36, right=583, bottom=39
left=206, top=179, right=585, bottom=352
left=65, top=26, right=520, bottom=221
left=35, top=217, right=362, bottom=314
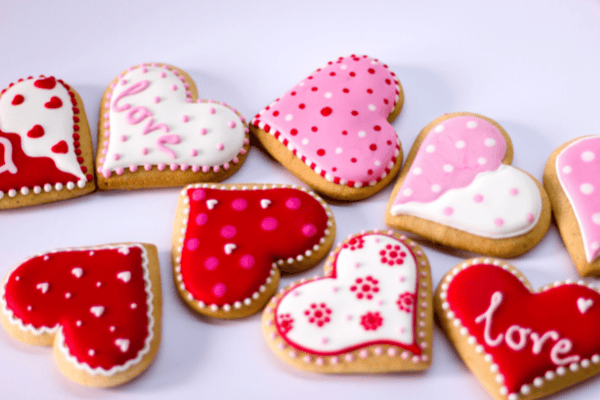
left=1, top=0, right=600, bottom=398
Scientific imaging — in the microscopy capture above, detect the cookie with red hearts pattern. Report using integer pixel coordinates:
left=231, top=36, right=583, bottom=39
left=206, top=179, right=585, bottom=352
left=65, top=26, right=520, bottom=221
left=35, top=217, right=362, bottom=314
left=0, top=243, right=162, bottom=387
left=172, top=183, right=336, bottom=318
left=0, top=75, right=96, bottom=209
left=262, top=230, right=432, bottom=373
left=251, top=55, right=404, bottom=201
left=435, top=258, right=600, bottom=400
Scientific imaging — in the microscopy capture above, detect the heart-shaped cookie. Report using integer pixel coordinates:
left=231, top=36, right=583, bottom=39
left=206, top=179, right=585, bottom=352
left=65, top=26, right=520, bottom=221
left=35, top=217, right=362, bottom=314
left=251, top=55, right=403, bottom=200
left=0, top=243, right=162, bottom=387
left=172, top=183, right=335, bottom=319
left=435, top=258, right=600, bottom=400
left=386, top=112, right=551, bottom=257
left=96, top=63, right=250, bottom=189
left=544, top=136, right=600, bottom=276
left=0, top=75, right=95, bottom=209
left=262, top=230, right=432, bottom=373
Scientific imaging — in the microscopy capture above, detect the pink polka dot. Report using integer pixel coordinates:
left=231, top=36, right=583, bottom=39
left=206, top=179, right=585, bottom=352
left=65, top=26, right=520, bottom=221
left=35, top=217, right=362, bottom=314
left=494, top=218, right=504, bottom=227
left=196, top=213, right=208, bottom=226
left=473, top=194, right=484, bottom=203
left=220, top=225, right=237, bottom=238
left=261, top=217, right=278, bottom=231
left=526, top=213, right=535, bottom=223
left=509, top=188, right=519, bottom=196
left=285, top=197, right=301, bottom=210
left=204, top=257, right=219, bottom=271
left=302, top=224, right=317, bottom=237
left=443, top=207, right=454, bottom=216
left=239, top=255, right=255, bottom=269
left=186, top=238, right=199, bottom=251
left=231, top=198, right=247, bottom=211
left=212, top=283, right=226, bottom=298
left=191, top=189, right=206, bottom=201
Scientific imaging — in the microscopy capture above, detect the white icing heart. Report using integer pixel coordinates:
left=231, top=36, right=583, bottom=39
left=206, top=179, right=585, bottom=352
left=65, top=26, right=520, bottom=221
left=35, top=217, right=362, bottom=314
left=71, top=267, right=83, bottom=278
left=577, top=297, right=594, bottom=314
left=36, top=282, right=49, bottom=294
left=0, top=137, right=17, bottom=174
left=275, top=234, right=418, bottom=353
left=206, top=199, right=218, bottom=210
left=117, top=271, right=131, bottom=283
left=224, top=243, right=236, bottom=255
left=260, top=199, right=271, bottom=209
left=114, top=338, right=130, bottom=353
left=90, top=305, right=105, bottom=318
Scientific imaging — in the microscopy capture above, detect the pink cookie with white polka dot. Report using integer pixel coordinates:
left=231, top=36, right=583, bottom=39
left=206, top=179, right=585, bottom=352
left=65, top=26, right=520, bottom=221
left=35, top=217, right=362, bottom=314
left=544, top=136, right=600, bottom=276
left=386, top=112, right=551, bottom=258
left=251, top=55, right=404, bottom=201
left=262, top=230, right=432, bottom=373
left=96, top=63, right=250, bottom=189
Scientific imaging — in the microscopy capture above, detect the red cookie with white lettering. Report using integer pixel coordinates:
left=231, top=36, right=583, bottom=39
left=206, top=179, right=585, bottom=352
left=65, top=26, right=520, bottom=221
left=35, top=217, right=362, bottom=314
left=172, top=183, right=335, bottom=319
left=262, top=230, right=432, bottom=373
left=97, top=63, right=249, bottom=189
left=0, top=75, right=96, bottom=209
left=0, top=243, right=162, bottom=387
left=435, top=258, right=600, bottom=400
left=251, top=55, right=403, bottom=201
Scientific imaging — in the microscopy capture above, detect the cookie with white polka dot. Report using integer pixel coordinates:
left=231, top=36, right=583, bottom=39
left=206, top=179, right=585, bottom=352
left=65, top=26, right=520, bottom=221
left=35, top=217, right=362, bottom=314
left=96, top=63, right=249, bottom=189
left=262, top=230, right=432, bottom=373
left=251, top=55, right=404, bottom=201
left=0, top=243, right=162, bottom=387
left=172, top=183, right=336, bottom=319
left=544, top=136, right=600, bottom=276
left=0, top=75, right=96, bottom=209
left=386, top=112, right=551, bottom=257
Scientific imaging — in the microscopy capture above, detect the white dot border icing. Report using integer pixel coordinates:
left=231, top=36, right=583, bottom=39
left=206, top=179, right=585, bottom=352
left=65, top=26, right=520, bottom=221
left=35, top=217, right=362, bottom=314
left=0, top=243, right=155, bottom=377
left=173, top=183, right=335, bottom=314
left=437, top=257, right=600, bottom=400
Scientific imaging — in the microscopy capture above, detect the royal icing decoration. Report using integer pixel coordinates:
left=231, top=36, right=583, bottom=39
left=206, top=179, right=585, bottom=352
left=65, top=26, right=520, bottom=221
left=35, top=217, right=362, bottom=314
left=391, top=116, right=542, bottom=238
left=555, top=136, right=600, bottom=263
left=438, top=259, right=600, bottom=400
left=98, top=63, right=248, bottom=177
left=173, top=184, right=334, bottom=314
left=0, top=244, right=155, bottom=376
left=0, top=76, right=91, bottom=198
left=251, top=55, right=402, bottom=188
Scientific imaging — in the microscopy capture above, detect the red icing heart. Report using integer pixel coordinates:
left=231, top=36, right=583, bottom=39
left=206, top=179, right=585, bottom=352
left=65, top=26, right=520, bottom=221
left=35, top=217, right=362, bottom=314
left=0, top=244, right=155, bottom=373
left=26, top=124, right=45, bottom=138
left=440, top=261, right=600, bottom=398
left=175, top=184, right=333, bottom=311
left=34, top=76, right=56, bottom=90
left=44, top=96, right=63, bottom=109
left=51, top=140, right=68, bottom=154
left=11, top=94, right=24, bottom=105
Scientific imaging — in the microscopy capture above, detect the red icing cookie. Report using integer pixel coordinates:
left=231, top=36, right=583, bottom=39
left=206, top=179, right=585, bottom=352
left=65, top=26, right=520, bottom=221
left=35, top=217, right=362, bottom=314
left=435, top=258, right=600, bottom=400
left=0, top=243, right=162, bottom=387
left=172, top=183, right=336, bottom=318
left=0, top=75, right=96, bottom=209
left=262, top=230, right=432, bottom=373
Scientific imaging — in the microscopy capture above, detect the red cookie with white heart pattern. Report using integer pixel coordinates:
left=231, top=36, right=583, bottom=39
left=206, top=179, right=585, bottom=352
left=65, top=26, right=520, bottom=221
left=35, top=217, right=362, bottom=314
left=262, top=230, right=432, bottom=373
left=172, top=183, right=335, bottom=319
left=0, top=243, right=162, bottom=387
left=435, top=258, right=600, bottom=400
left=97, top=63, right=250, bottom=189
left=0, top=75, right=96, bottom=209
left=251, top=55, right=404, bottom=201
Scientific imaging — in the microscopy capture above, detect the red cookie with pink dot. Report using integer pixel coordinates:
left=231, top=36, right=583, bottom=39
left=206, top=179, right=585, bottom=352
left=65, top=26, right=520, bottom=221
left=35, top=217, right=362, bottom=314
left=251, top=55, right=404, bottom=201
left=172, top=183, right=336, bottom=319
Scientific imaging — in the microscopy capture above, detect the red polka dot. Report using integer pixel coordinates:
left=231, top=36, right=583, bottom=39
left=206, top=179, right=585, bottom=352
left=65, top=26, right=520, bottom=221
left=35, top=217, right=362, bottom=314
left=374, top=125, right=381, bottom=131
left=321, top=107, right=332, bottom=117
left=387, top=140, right=392, bottom=145
left=343, top=88, right=349, bottom=93
left=351, top=110, right=358, bottom=116
left=272, top=111, right=279, bottom=117
left=368, top=68, right=375, bottom=74
left=307, top=76, right=313, bottom=80
left=367, top=169, right=373, bottom=175
left=291, top=91, right=296, bottom=96
left=383, top=99, right=389, bottom=104
left=317, top=149, right=326, bottom=156
left=349, top=72, right=356, bottom=77
left=299, top=103, right=305, bottom=109
left=342, top=130, right=348, bottom=135
left=385, top=79, right=391, bottom=85
left=332, top=167, right=337, bottom=172
left=367, top=88, right=373, bottom=94
left=329, top=72, right=336, bottom=76
left=369, top=144, right=377, bottom=151
left=351, top=158, right=357, bottom=163
left=311, top=87, right=318, bottom=92
left=311, top=126, right=318, bottom=132
left=290, top=128, right=298, bottom=136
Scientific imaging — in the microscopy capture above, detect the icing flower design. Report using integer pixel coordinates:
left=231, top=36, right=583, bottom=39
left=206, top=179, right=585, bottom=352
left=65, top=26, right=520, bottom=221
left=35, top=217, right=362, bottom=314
left=304, top=303, right=332, bottom=327
left=397, top=292, right=416, bottom=313
left=360, top=311, right=383, bottom=331
left=379, top=243, right=406, bottom=266
left=349, top=276, right=380, bottom=300
left=278, top=313, right=294, bottom=334
left=343, top=236, right=365, bottom=251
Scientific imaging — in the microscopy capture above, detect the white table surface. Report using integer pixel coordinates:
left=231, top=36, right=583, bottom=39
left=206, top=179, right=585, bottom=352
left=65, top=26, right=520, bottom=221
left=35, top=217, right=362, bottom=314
left=1, top=0, right=600, bottom=398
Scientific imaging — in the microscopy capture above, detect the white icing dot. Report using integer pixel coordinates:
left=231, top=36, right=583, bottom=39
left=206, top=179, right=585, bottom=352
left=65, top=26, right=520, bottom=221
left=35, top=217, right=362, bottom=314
left=368, top=104, right=376, bottom=111
left=485, top=138, right=496, bottom=147
left=302, top=138, right=309, bottom=145
left=443, top=164, right=454, bottom=173
left=455, top=141, right=466, bottom=149
left=431, top=184, right=441, bottom=193
left=466, top=121, right=478, bottom=129
left=413, top=167, right=422, bottom=175
left=340, top=65, right=347, bottom=70
left=562, top=166, right=572, bottom=174
left=403, top=188, right=413, bottom=197
left=285, top=114, right=293, bottom=121
left=592, top=242, right=600, bottom=251
left=88, top=349, right=95, bottom=357
left=434, top=125, right=444, bottom=133
left=582, top=151, right=595, bottom=162
left=581, top=183, right=594, bottom=195
left=477, top=157, right=487, bottom=165
left=335, top=147, right=343, bottom=154
left=358, top=130, right=366, bottom=138
left=374, top=160, right=381, bottom=166
left=425, top=145, right=435, bottom=153
left=593, top=213, right=600, bottom=225
left=324, top=92, right=332, bottom=99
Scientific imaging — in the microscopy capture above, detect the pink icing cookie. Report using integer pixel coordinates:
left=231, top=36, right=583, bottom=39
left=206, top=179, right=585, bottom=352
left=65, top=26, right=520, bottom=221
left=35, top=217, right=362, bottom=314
left=262, top=230, right=432, bottom=373
left=544, top=136, right=600, bottom=276
left=251, top=55, right=404, bottom=200
left=386, top=112, right=551, bottom=257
